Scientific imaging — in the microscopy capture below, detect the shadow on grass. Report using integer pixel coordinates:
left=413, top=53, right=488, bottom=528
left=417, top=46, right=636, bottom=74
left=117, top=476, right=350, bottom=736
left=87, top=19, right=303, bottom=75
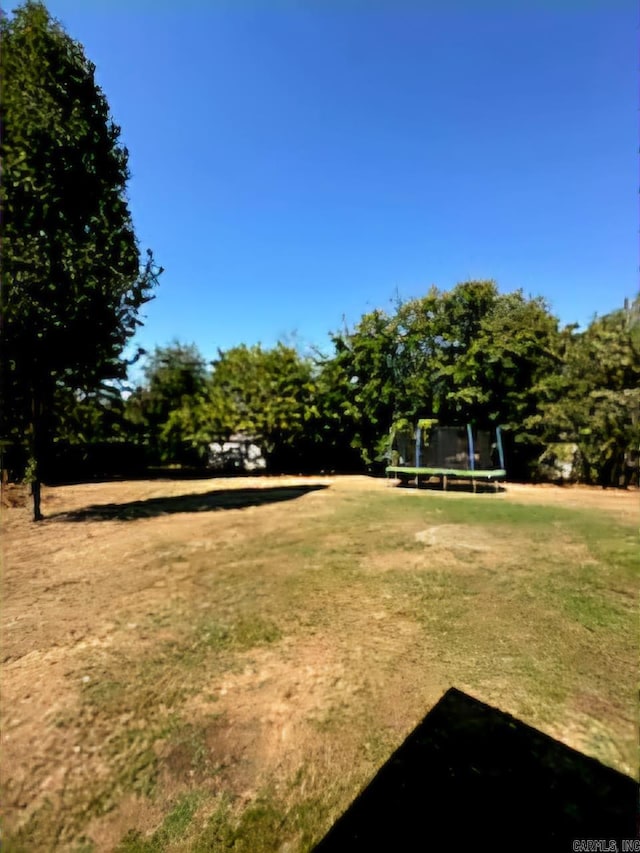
left=53, top=484, right=328, bottom=522
left=313, top=688, right=638, bottom=851
left=392, top=479, right=507, bottom=494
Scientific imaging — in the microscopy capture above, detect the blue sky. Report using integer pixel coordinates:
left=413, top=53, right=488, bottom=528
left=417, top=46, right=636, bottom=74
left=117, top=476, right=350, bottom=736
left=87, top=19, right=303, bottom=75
left=12, top=0, right=639, bottom=365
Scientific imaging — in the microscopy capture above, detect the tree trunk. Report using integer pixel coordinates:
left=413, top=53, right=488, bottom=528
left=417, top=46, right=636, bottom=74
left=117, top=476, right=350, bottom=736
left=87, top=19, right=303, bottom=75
left=29, top=389, right=44, bottom=521
left=31, top=477, right=43, bottom=522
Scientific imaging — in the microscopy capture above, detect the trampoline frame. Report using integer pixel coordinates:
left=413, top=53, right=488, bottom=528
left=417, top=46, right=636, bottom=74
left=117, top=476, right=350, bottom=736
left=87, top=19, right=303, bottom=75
left=386, top=422, right=506, bottom=492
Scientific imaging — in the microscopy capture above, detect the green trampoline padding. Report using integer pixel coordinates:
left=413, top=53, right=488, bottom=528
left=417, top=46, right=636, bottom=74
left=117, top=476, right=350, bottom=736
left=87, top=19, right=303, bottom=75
left=386, top=466, right=506, bottom=479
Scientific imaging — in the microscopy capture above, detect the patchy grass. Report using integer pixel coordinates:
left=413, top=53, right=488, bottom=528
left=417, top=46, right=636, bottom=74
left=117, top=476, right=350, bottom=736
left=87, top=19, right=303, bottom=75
left=116, top=791, right=205, bottom=852
left=2, top=477, right=637, bottom=851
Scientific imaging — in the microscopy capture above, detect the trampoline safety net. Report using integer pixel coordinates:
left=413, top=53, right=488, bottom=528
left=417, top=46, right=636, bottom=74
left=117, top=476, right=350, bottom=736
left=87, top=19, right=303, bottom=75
left=391, top=426, right=501, bottom=471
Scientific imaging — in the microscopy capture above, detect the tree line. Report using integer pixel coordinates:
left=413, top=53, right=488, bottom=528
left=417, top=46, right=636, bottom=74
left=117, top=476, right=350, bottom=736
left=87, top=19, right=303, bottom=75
left=10, top=281, right=638, bottom=490
left=1, top=3, right=638, bottom=521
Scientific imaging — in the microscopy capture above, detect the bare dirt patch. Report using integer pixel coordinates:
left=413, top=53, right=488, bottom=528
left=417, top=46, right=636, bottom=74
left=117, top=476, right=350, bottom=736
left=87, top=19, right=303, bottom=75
left=414, top=523, right=496, bottom=550
left=497, top=481, right=639, bottom=524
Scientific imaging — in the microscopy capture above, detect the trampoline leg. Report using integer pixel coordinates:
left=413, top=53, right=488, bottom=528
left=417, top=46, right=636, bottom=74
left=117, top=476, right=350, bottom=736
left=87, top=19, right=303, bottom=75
left=472, top=479, right=477, bottom=494
left=442, top=475, right=447, bottom=491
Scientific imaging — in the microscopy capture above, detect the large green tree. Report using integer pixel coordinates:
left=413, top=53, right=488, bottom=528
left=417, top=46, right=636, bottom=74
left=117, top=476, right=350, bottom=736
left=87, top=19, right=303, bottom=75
left=391, top=280, right=500, bottom=423
left=324, top=282, right=501, bottom=466
left=125, top=343, right=208, bottom=465
left=0, top=2, right=161, bottom=518
left=321, top=308, right=398, bottom=467
left=539, top=300, right=640, bottom=486
left=206, top=344, right=318, bottom=471
left=321, top=282, right=570, bottom=475
left=443, top=290, right=565, bottom=476
left=163, top=344, right=318, bottom=471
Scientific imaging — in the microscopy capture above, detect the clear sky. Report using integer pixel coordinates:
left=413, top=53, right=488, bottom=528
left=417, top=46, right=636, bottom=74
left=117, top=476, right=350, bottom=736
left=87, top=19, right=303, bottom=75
left=11, top=0, right=639, bottom=365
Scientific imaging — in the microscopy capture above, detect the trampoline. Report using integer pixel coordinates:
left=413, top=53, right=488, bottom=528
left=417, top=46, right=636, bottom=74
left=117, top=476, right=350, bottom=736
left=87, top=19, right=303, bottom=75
left=386, top=421, right=506, bottom=492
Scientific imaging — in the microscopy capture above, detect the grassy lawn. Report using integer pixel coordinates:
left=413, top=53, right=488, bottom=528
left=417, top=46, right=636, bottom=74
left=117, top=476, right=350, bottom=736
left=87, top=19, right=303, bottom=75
left=2, top=477, right=637, bottom=851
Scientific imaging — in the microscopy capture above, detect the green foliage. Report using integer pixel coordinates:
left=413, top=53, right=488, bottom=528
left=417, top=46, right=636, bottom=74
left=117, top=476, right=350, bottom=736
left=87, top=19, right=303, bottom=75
left=198, top=343, right=319, bottom=470
left=322, top=281, right=564, bottom=472
left=209, top=344, right=314, bottom=438
left=55, top=386, right=127, bottom=447
left=439, top=290, right=565, bottom=476
left=120, top=286, right=635, bottom=484
left=127, top=342, right=324, bottom=471
left=417, top=418, right=439, bottom=430
left=43, top=383, right=143, bottom=482
left=538, top=300, right=640, bottom=486
left=320, top=307, right=398, bottom=466
left=125, top=342, right=207, bottom=464
left=0, top=1, right=161, bottom=513
left=310, top=345, right=368, bottom=471
left=392, top=280, right=500, bottom=421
